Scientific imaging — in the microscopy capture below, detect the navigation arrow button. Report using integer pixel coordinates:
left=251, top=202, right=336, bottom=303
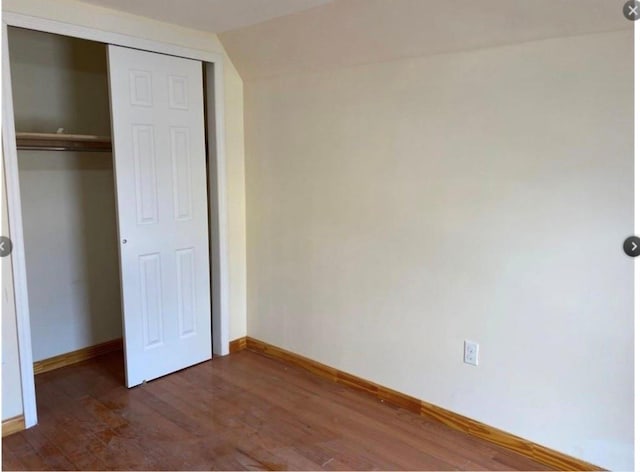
left=623, top=236, right=640, bottom=257
left=0, top=236, right=11, bottom=257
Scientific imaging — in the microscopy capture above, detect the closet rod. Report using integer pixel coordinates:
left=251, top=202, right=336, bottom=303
left=16, top=132, right=112, bottom=152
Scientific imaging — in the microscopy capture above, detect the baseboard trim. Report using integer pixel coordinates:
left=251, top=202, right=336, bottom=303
left=2, top=415, right=25, bottom=437
left=229, top=336, right=247, bottom=353
left=244, top=337, right=603, bottom=471
left=33, top=338, right=123, bottom=375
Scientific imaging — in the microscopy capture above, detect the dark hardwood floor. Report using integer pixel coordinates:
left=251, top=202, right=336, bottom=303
left=2, top=350, right=551, bottom=471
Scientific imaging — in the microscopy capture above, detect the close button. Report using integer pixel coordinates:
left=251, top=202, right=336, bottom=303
left=623, top=236, right=640, bottom=257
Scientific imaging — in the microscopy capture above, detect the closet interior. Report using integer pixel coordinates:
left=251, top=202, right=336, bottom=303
left=8, top=26, right=123, bottom=369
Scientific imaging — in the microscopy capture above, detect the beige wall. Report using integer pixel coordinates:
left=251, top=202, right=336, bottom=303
left=223, top=54, right=248, bottom=341
left=244, top=30, right=633, bottom=470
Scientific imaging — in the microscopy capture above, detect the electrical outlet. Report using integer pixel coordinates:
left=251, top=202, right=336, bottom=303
left=464, top=340, right=479, bottom=366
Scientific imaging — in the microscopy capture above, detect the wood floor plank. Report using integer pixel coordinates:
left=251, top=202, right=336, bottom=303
left=79, top=396, right=129, bottom=430
left=209, top=354, right=456, bottom=469
left=491, top=449, right=553, bottom=471
left=3, top=351, right=552, bottom=471
left=226, top=351, right=538, bottom=470
left=269, top=446, right=323, bottom=470
left=20, top=428, right=77, bottom=470
left=144, top=378, right=294, bottom=469
left=1, top=444, right=29, bottom=471
left=3, top=432, right=55, bottom=471
left=26, top=399, right=110, bottom=471
left=292, top=442, right=359, bottom=471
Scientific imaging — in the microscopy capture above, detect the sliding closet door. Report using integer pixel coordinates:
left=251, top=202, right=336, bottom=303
left=107, top=45, right=211, bottom=387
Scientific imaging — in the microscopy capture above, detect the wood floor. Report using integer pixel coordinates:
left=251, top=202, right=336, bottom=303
left=2, top=350, right=551, bottom=471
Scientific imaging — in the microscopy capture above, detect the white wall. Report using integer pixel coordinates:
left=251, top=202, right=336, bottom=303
left=2, top=161, right=23, bottom=421
left=9, top=28, right=122, bottom=361
left=244, top=30, right=633, bottom=470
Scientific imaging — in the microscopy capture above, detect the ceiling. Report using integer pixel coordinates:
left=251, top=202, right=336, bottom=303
left=218, top=0, right=630, bottom=80
left=79, top=0, right=630, bottom=81
left=79, top=0, right=333, bottom=33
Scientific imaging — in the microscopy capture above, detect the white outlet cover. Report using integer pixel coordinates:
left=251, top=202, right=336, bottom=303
left=464, top=340, right=479, bottom=366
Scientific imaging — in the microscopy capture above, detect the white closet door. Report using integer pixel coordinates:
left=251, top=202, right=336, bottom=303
left=107, top=45, right=211, bottom=387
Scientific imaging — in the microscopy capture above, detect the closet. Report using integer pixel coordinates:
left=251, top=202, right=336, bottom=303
left=9, top=27, right=123, bottom=370
left=7, top=26, right=215, bottom=390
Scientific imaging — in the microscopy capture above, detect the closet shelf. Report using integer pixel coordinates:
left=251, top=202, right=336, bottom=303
left=16, top=132, right=112, bottom=152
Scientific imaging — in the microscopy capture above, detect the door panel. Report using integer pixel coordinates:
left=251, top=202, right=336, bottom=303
left=107, top=45, right=211, bottom=387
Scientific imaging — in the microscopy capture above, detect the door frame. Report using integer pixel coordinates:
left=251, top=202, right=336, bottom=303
left=1, top=12, right=231, bottom=428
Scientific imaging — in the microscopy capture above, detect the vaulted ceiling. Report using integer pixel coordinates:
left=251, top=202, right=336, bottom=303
left=79, top=0, right=333, bottom=33
left=219, top=0, right=630, bottom=80
left=80, top=0, right=630, bottom=81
